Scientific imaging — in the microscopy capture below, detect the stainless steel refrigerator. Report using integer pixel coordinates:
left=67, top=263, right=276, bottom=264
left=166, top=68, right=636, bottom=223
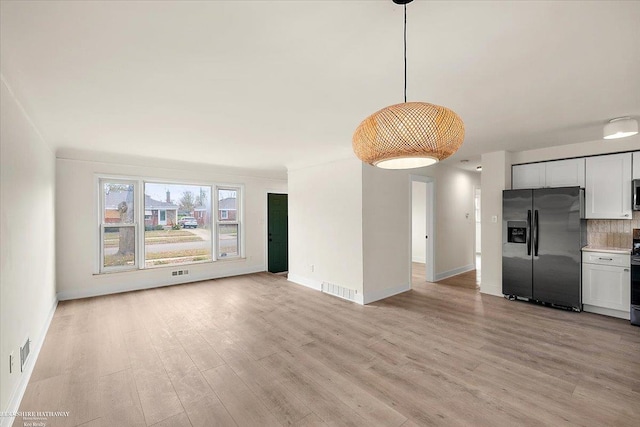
left=503, top=187, right=586, bottom=310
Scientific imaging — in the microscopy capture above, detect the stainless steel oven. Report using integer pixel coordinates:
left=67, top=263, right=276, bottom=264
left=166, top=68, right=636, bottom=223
left=633, top=179, right=640, bottom=211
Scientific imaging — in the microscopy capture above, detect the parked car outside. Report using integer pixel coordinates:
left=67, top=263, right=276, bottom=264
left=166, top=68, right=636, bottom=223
left=178, top=216, right=198, bottom=229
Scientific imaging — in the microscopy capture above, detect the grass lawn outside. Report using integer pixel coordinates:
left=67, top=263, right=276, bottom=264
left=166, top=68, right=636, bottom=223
left=104, top=248, right=212, bottom=267
left=145, top=249, right=212, bottom=266
left=103, top=252, right=135, bottom=268
left=104, top=229, right=204, bottom=247
left=219, top=223, right=238, bottom=237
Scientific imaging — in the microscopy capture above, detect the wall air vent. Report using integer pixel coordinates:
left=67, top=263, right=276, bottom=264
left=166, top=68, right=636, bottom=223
left=321, top=282, right=356, bottom=302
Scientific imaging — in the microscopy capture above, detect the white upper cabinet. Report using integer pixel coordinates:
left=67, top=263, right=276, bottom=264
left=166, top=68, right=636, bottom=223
left=633, top=151, right=640, bottom=180
left=512, top=163, right=546, bottom=189
left=585, top=153, right=632, bottom=219
left=512, top=158, right=585, bottom=189
left=545, top=158, right=585, bottom=188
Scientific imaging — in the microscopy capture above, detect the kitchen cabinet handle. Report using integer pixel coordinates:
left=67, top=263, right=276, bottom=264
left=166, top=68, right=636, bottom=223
left=624, top=268, right=630, bottom=272
left=598, top=257, right=613, bottom=261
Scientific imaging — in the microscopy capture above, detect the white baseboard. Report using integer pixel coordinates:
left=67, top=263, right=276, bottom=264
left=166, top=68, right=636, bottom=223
left=411, top=256, right=426, bottom=263
left=2, top=297, right=58, bottom=427
left=287, top=276, right=411, bottom=305
left=354, top=292, right=364, bottom=305
left=583, top=304, right=630, bottom=320
left=288, top=275, right=366, bottom=305
left=363, top=282, right=411, bottom=304
left=435, top=263, right=475, bottom=282
left=287, top=274, right=322, bottom=292
left=57, top=266, right=265, bottom=301
left=480, top=287, right=504, bottom=298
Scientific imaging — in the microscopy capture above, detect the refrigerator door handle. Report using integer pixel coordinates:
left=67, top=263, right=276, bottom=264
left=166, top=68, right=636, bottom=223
left=527, top=210, right=532, bottom=256
left=533, top=209, right=539, bottom=256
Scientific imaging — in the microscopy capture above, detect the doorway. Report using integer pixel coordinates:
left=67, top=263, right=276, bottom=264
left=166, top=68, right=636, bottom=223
left=410, top=176, right=435, bottom=284
left=267, top=193, right=288, bottom=273
left=474, top=187, right=481, bottom=283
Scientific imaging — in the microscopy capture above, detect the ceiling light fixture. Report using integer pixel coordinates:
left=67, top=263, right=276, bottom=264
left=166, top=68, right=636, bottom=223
left=352, top=0, right=465, bottom=169
left=603, top=117, right=638, bottom=140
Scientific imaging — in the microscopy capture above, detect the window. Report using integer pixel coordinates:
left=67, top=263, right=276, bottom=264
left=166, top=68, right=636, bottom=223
left=97, top=177, right=241, bottom=273
left=100, top=179, right=138, bottom=272
left=144, top=183, right=212, bottom=268
left=217, top=187, right=240, bottom=258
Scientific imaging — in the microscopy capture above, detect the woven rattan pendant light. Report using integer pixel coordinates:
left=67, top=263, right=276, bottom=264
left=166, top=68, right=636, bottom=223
left=353, top=0, right=465, bottom=169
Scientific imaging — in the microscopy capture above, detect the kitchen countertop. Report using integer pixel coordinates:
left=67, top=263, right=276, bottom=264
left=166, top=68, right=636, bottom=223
left=582, top=245, right=631, bottom=254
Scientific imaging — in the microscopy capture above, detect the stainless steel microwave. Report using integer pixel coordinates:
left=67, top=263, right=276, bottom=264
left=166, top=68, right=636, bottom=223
left=634, top=179, right=640, bottom=210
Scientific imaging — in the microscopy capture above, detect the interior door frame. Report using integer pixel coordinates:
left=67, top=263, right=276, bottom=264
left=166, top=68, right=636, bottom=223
left=265, top=190, right=288, bottom=272
left=409, top=175, right=435, bottom=284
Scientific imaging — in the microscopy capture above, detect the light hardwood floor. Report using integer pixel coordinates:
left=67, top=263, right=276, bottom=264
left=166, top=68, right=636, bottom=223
left=412, top=262, right=480, bottom=290
left=14, top=270, right=640, bottom=426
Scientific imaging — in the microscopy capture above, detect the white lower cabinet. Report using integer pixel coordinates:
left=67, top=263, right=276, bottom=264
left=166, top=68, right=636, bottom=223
left=582, top=251, right=630, bottom=319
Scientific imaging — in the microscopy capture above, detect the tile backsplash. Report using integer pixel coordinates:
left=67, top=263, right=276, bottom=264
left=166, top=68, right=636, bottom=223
left=587, top=211, right=640, bottom=248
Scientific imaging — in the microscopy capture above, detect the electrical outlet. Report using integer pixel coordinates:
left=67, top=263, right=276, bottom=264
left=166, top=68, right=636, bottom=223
left=9, top=352, right=14, bottom=374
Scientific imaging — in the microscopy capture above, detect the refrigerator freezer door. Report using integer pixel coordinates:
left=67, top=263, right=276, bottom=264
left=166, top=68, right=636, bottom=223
left=532, top=187, right=582, bottom=309
left=503, top=190, right=533, bottom=298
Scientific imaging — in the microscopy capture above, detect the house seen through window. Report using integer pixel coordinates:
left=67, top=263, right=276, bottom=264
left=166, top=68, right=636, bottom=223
left=218, top=188, right=239, bottom=258
left=144, top=183, right=212, bottom=268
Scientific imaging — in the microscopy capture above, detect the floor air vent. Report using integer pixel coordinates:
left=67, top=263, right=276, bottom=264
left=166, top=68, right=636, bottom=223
left=322, top=282, right=356, bottom=302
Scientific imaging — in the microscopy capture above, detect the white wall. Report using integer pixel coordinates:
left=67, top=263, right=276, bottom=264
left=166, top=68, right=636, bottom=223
left=287, top=159, right=480, bottom=305
left=1, top=77, right=57, bottom=422
left=412, top=163, right=480, bottom=280
left=432, top=164, right=479, bottom=278
left=411, top=181, right=427, bottom=263
left=55, top=152, right=286, bottom=300
left=360, top=162, right=479, bottom=302
left=480, top=151, right=511, bottom=296
left=475, top=189, right=482, bottom=253
left=287, top=158, right=364, bottom=296
left=362, top=165, right=411, bottom=303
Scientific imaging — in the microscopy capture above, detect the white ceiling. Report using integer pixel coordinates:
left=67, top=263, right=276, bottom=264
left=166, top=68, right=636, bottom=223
left=1, top=1, right=639, bottom=176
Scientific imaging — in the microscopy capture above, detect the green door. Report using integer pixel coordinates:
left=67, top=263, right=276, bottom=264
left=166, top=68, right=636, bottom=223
left=268, top=193, right=288, bottom=273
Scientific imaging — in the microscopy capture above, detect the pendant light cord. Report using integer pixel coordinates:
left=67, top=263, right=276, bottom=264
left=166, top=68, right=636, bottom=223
left=404, top=4, right=407, bottom=103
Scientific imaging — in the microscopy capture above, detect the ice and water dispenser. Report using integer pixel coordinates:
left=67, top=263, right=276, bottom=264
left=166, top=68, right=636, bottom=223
left=507, top=221, right=527, bottom=244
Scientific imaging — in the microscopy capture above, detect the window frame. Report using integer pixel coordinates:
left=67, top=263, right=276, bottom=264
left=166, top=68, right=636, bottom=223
left=98, top=177, right=140, bottom=273
left=97, top=176, right=245, bottom=274
left=143, top=180, right=215, bottom=268
left=215, top=185, right=243, bottom=259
